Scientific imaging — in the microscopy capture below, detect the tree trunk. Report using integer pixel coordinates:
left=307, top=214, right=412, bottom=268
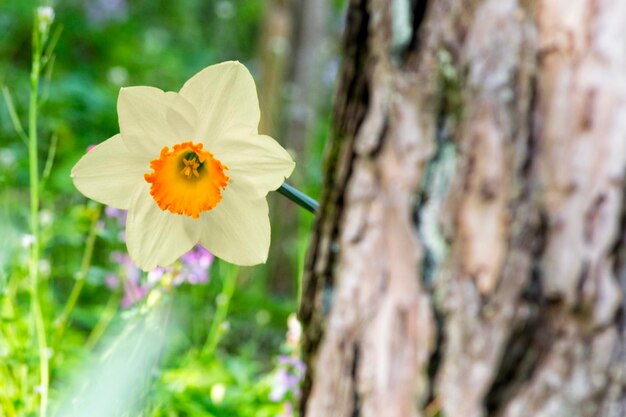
left=300, top=1, right=626, bottom=417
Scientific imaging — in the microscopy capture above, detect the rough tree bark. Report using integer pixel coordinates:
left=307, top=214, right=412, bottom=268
left=300, top=1, right=626, bottom=417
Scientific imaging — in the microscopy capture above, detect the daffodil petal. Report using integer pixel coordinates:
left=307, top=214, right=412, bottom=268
left=212, top=134, right=295, bottom=197
left=166, top=92, right=197, bottom=140
left=126, top=182, right=201, bottom=271
left=179, top=61, right=260, bottom=141
left=118, top=87, right=196, bottom=157
left=71, top=134, right=147, bottom=209
left=199, top=189, right=270, bottom=266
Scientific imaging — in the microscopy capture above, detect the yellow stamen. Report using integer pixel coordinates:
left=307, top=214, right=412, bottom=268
left=144, top=142, right=229, bottom=218
left=181, top=158, right=200, bottom=178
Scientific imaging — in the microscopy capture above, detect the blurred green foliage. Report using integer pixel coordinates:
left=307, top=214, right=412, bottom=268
left=0, top=0, right=341, bottom=415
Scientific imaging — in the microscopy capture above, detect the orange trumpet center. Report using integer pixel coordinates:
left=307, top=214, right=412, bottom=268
left=144, top=142, right=228, bottom=218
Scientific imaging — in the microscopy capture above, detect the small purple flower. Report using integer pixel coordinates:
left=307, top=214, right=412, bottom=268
left=104, top=205, right=119, bottom=218
left=270, top=355, right=306, bottom=402
left=278, top=356, right=306, bottom=374
left=112, top=251, right=141, bottom=282
left=147, top=267, right=166, bottom=284
left=175, top=245, right=214, bottom=285
left=111, top=251, right=148, bottom=308
left=105, top=244, right=213, bottom=308
left=269, top=369, right=290, bottom=402
left=104, top=206, right=127, bottom=226
left=104, top=273, right=120, bottom=289
left=120, top=277, right=148, bottom=308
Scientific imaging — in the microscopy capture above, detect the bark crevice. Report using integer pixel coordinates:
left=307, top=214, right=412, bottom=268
left=300, top=0, right=371, bottom=413
left=405, top=0, right=429, bottom=58
left=351, top=344, right=361, bottom=417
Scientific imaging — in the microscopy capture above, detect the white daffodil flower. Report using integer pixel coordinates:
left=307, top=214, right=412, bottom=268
left=72, top=61, right=295, bottom=270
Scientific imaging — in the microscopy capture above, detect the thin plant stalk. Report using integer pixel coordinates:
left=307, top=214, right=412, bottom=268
left=54, top=204, right=101, bottom=342
left=28, top=10, right=49, bottom=417
left=202, top=262, right=238, bottom=357
left=39, top=133, right=58, bottom=191
left=85, top=292, right=122, bottom=350
left=1, top=85, right=28, bottom=143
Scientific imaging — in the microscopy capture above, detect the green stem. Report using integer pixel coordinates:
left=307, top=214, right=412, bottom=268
left=277, top=182, right=319, bottom=214
left=202, top=263, right=238, bottom=358
left=54, top=204, right=101, bottom=341
left=85, top=293, right=120, bottom=350
left=28, top=11, right=49, bottom=417
left=39, top=133, right=57, bottom=192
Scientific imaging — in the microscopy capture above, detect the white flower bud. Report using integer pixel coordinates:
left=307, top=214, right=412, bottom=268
left=37, top=6, right=55, bottom=34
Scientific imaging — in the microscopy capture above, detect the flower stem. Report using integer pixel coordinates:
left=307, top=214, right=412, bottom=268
left=85, top=292, right=121, bottom=350
left=28, top=9, right=48, bottom=417
left=202, top=262, right=238, bottom=358
left=277, top=182, right=319, bottom=214
left=54, top=204, right=101, bottom=342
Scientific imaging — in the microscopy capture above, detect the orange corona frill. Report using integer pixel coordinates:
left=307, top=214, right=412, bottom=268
left=144, top=142, right=229, bottom=218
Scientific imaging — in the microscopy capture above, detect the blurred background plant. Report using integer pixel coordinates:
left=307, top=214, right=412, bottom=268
left=0, top=0, right=344, bottom=415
